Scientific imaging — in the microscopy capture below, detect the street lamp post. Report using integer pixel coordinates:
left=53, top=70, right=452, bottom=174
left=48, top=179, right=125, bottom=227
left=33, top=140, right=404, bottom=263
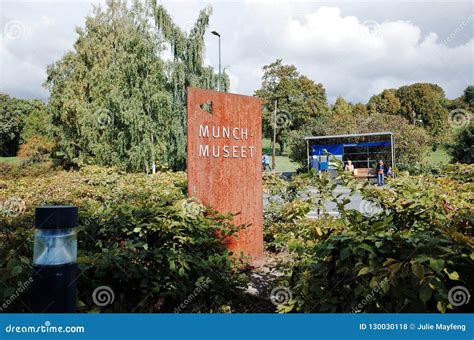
left=211, top=31, right=221, bottom=91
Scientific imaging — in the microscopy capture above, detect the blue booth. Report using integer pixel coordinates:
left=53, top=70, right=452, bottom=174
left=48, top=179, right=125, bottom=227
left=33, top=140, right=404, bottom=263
left=306, top=132, right=395, bottom=172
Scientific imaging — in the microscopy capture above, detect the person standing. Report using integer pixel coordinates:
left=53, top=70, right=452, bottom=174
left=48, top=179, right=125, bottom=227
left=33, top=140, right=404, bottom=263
left=376, top=160, right=385, bottom=186
left=262, top=154, right=271, bottom=171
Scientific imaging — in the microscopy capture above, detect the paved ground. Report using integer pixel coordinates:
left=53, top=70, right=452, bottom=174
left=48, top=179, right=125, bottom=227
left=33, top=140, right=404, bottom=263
left=307, top=186, right=365, bottom=218
left=265, top=184, right=381, bottom=218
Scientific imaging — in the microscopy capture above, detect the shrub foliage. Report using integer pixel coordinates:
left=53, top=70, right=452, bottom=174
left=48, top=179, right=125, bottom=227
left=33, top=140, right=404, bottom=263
left=17, top=135, right=54, bottom=164
left=0, top=166, right=247, bottom=312
left=264, top=163, right=474, bottom=313
left=447, top=122, right=474, bottom=164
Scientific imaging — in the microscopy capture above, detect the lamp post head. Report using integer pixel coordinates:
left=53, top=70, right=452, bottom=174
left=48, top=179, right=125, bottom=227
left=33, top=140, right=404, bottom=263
left=33, top=206, right=78, bottom=266
left=31, top=205, right=78, bottom=313
left=211, top=30, right=220, bottom=37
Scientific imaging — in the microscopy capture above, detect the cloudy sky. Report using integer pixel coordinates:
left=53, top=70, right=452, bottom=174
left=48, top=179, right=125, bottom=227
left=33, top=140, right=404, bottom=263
left=1, top=0, right=473, bottom=104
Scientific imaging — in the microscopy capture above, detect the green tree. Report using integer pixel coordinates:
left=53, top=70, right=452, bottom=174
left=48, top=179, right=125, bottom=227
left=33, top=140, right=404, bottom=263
left=331, top=96, right=353, bottom=116
left=17, top=135, right=54, bottom=164
left=367, top=89, right=400, bottom=115
left=463, top=85, right=474, bottom=108
left=445, top=97, right=469, bottom=113
left=20, top=100, right=51, bottom=142
left=152, top=1, right=227, bottom=169
left=45, top=0, right=221, bottom=172
left=446, top=122, right=473, bottom=164
left=0, top=94, right=30, bottom=156
left=296, top=75, right=329, bottom=119
left=326, top=97, right=359, bottom=135
left=288, top=112, right=430, bottom=166
left=360, top=114, right=431, bottom=165
left=255, top=59, right=328, bottom=154
left=352, top=103, right=368, bottom=117
left=395, top=83, right=449, bottom=140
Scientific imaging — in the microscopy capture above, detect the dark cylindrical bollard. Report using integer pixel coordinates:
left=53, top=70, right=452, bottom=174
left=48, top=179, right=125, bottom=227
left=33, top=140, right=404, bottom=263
left=30, top=206, right=78, bottom=313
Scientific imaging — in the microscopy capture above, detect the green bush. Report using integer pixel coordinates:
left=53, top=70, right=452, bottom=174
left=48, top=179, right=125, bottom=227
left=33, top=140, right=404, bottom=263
left=0, top=161, right=58, bottom=181
left=0, top=166, right=248, bottom=312
left=396, top=163, right=474, bottom=182
left=289, top=224, right=473, bottom=313
left=446, top=122, right=473, bottom=164
left=17, top=135, right=54, bottom=164
left=263, top=172, right=346, bottom=253
left=284, top=167, right=473, bottom=313
left=396, top=163, right=443, bottom=176
left=442, top=163, right=474, bottom=183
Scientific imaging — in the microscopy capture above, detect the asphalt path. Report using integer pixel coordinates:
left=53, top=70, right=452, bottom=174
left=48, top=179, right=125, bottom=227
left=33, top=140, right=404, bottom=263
left=265, top=184, right=383, bottom=219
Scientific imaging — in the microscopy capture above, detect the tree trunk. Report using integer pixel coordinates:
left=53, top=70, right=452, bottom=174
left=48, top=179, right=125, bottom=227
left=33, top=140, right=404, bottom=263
left=279, top=141, right=284, bottom=155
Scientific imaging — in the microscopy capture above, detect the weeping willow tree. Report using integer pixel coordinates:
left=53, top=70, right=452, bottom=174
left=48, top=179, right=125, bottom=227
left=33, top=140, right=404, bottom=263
left=151, top=1, right=229, bottom=169
left=45, top=0, right=228, bottom=172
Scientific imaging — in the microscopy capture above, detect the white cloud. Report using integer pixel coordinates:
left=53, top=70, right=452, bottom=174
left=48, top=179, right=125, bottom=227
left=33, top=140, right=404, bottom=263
left=0, top=1, right=472, bottom=104
left=0, top=1, right=94, bottom=99
left=223, top=4, right=473, bottom=102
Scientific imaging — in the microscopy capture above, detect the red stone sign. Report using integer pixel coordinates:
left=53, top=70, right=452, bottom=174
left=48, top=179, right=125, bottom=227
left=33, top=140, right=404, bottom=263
left=186, top=87, right=263, bottom=262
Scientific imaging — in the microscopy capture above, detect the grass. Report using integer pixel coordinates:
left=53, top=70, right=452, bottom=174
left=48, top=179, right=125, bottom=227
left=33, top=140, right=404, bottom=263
left=262, top=138, right=299, bottom=173
left=426, top=148, right=449, bottom=165
left=0, top=146, right=449, bottom=172
left=0, top=157, right=18, bottom=165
